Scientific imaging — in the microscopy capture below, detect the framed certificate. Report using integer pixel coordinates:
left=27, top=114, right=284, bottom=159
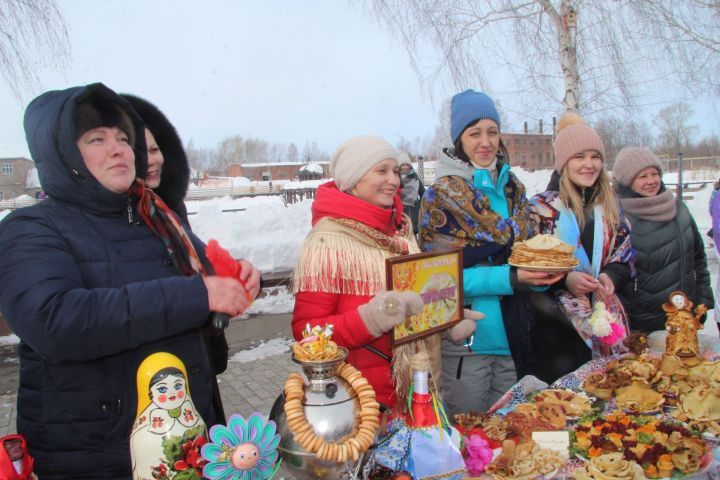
left=386, top=248, right=464, bottom=346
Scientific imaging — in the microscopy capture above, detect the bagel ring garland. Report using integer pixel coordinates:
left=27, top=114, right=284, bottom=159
left=283, top=362, right=381, bottom=463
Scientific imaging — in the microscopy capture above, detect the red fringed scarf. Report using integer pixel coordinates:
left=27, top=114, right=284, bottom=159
left=128, top=180, right=206, bottom=277
left=312, top=181, right=404, bottom=228
left=311, top=181, right=408, bottom=250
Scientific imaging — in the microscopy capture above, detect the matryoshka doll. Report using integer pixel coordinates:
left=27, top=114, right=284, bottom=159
left=130, top=352, right=207, bottom=480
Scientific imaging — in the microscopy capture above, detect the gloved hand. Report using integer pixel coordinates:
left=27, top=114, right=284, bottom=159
left=358, top=291, right=424, bottom=337
left=446, top=309, right=484, bottom=344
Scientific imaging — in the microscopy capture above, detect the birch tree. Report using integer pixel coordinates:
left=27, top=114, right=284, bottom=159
left=360, top=0, right=719, bottom=118
left=1, top=0, right=70, bottom=99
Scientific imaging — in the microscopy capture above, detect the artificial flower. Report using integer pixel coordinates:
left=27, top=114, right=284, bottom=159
left=201, top=413, right=281, bottom=480
left=464, top=434, right=493, bottom=475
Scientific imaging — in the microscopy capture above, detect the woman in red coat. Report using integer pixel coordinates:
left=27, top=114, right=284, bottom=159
left=292, top=135, right=474, bottom=409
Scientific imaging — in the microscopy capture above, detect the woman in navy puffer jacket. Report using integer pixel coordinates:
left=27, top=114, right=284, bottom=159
left=0, top=83, right=259, bottom=479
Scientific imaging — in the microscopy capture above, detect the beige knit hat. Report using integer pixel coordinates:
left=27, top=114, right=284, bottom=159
left=554, top=112, right=605, bottom=172
left=329, top=135, right=398, bottom=192
left=612, top=147, right=663, bottom=187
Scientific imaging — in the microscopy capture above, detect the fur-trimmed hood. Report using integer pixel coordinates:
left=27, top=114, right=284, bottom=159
left=121, top=94, right=190, bottom=222
left=24, top=83, right=148, bottom=216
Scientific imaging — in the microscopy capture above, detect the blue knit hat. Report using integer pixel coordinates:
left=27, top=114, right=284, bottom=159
left=450, top=90, right=501, bottom=143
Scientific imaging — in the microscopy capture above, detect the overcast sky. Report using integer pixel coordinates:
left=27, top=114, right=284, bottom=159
left=0, top=0, right=717, bottom=159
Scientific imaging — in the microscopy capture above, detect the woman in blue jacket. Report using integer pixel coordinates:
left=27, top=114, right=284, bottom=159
left=419, top=90, right=563, bottom=415
left=0, top=83, right=260, bottom=479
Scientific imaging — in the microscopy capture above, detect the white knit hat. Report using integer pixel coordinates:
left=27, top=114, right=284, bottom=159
left=329, top=135, right=398, bottom=192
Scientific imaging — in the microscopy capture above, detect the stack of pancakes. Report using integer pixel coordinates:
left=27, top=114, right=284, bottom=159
left=508, top=234, right=579, bottom=269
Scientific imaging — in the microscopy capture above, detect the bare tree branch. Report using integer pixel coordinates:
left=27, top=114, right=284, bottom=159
left=0, top=0, right=70, bottom=100
left=358, top=0, right=720, bottom=119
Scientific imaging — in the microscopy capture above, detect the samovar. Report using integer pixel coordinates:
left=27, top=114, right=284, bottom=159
left=269, top=348, right=365, bottom=480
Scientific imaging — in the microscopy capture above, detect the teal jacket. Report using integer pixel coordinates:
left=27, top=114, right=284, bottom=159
left=420, top=153, right=534, bottom=373
left=463, top=165, right=513, bottom=355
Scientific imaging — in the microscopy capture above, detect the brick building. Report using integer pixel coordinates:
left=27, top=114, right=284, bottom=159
left=504, top=133, right=554, bottom=170
left=227, top=162, right=329, bottom=181
left=0, top=157, right=37, bottom=200
left=504, top=121, right=555, bottom=171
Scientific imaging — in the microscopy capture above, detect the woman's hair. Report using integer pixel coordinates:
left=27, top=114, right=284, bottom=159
left=452, top=119, right=510, bottom=165
left=559, top=167, right=620, bottom=229
left=148, top=366, right=184, bottom=395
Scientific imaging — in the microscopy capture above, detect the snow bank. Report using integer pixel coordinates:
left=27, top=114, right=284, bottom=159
left=187, top=195, right=312, bottom=273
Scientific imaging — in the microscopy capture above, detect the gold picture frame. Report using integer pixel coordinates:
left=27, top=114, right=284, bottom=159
left=386, top=248, right=464, bottom=346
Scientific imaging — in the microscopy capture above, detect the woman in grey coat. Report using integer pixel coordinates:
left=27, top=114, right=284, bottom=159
left=613, top=147, right=714, bottom=333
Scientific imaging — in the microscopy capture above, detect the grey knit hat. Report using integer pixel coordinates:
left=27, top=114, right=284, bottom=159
left=613, top=147, right=663, bottom=187
left=329, top=135, right=398, bottom=192
left=397, top=152, right=412, bottom=167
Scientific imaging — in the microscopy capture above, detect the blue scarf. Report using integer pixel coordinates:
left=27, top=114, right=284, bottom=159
left=557, top=205, right=604, bottom=278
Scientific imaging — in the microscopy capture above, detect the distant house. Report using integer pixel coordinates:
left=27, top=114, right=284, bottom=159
left=0, top=157, right=36, bottom=200
left=503, top=120, right=555, bottom=171
left=227, top=161, right=329, bottom=181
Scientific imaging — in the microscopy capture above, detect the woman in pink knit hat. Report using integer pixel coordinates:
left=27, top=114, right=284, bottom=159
left=528, top=113, right=636, bottom=383
left=613, top=147, right=713, bottom=334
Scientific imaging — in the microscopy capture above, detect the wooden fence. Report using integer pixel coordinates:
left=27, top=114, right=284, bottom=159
left=0, top=185, right=320, bottom=211
left=185, top=184, right=284, bottom=200
left=281, top=188, right=316, bottom=206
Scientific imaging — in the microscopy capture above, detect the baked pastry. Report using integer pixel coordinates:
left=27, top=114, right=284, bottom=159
left=508, top=234, right=579, bottom=269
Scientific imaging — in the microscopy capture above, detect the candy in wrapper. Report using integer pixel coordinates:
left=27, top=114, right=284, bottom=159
left=293, top=324, right=342, bottom=361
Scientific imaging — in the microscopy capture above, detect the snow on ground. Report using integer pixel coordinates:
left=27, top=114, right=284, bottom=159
left=187, top=194, right=312, bottom=274
left=245, top=287, right=295, bottom=315
left=230, top=338, right=293, bottom=363
left=0, top=334, right=19, bottom=347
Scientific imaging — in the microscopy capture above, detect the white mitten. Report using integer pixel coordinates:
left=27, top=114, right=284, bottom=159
left=358, top=291, right=424, bottom=337
left=446, top=309, right=484, bottom=344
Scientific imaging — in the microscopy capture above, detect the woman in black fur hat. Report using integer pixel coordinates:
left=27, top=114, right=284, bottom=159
left=121, top=94, right=191, bottom=223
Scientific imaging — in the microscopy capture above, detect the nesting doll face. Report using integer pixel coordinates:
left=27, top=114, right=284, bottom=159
left=150, top=372, right=187, bottom=410
left=671, top=294, right=686, bottom=310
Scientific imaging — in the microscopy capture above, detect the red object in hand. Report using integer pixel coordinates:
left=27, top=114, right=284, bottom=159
left=205, top=239, right=251, bottom=300
left=0, top=434, right=34, bottom=480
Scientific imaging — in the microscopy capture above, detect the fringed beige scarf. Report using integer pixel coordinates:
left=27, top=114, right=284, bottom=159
left=292, top=216, right=442, bottom=414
